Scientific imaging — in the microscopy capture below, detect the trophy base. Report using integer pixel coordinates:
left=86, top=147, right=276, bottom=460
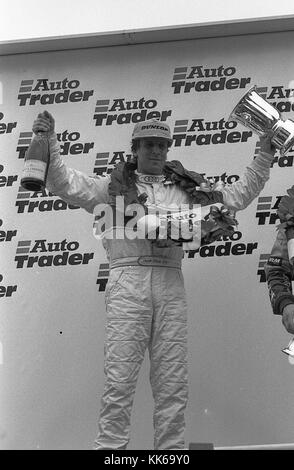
left=271, top=119, right=294, bottom=155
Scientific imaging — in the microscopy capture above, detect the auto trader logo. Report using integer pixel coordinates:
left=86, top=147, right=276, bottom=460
left=255, top=84, right=294, bottom=113
left=18, top=77, right=94, bottom=106
left=15, top=185, right=80, bottom=214
left=171, top=65, right=251, bottom=94
left=185, top=230, right=258, bottom=259
left=16, top=130, right=94, bottom=158
left=96, top=263, right=109, bottom=291
left=254, top=86, right=268, bottom=99
left=0, top=164, right=18, bottom=188
left=93, top=151, right=131, bottom=176
left=0, top=112, right=17, bottom=135
left=255, top=196, right=281, bottom=225
left=254, top=140, right=294, bottom=168
left=93, top=97, right=172, bottom=126
left=16, top=132, right=33, bottom=159
left=0, top=274, right=17, bottom=298
left=0, top=219, right=17, bottom=243
left=14, top=238, right=94, bottom=268
left=172, top=118, right=253, bottom=147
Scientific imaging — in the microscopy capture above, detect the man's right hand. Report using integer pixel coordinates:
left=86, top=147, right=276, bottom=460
left=282, top=304, right=294, bottom=333
left=32, top=110, right=55, bottom=136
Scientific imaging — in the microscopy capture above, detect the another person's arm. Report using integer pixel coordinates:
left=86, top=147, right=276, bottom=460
left=33, top=111, right=110, bottom=213
left=264, top=230, right=294, bottom=333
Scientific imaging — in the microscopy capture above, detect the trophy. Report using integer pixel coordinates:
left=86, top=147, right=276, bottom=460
left=229, top=85, right=294, bottom=155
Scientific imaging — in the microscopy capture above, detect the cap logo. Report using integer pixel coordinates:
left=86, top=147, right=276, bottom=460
left=141, top=124, right=168, bottom=131
left=132, top=119, right=172, bottom=142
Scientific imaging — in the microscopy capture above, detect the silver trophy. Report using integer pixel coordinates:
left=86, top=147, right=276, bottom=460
left=229, top=85, right=294, bottom=155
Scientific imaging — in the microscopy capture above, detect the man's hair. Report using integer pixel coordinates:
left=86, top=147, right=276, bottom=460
left=131, top=139, right=171, bottom=154
left=131, top=139, right=140, bottom=154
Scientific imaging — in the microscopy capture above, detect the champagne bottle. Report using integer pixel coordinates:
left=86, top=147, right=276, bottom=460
left=21, top=132, right=50, bottom=191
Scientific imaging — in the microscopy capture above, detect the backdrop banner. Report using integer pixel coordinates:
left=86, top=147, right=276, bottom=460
left=1, top=30, right=294, bottom=450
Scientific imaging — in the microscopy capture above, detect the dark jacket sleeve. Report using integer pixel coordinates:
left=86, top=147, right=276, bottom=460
left=264, top=229, right=294, bottom=316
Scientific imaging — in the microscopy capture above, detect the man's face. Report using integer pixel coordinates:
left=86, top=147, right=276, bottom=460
left=135, top=138, right=169, bottom=175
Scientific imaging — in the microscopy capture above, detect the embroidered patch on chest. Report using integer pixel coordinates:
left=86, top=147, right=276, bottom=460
left=267, top=256, right=283, bottom=266
left=136, top=174, right=165, bottom=184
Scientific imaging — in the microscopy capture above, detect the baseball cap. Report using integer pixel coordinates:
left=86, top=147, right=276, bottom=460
left=132, top=119, right=173, bottom=143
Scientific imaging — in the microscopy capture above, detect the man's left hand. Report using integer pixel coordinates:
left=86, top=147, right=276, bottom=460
left=259, top=135, right=276, bottom=156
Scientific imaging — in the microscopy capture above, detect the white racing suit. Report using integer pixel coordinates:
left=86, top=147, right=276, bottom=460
left=46, top=133, right=274, bottom=449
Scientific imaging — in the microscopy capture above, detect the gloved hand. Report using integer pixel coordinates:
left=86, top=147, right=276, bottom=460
left=282, top=304, right=294, bottom=334
left=259, top=135, right=276, bottom=156
left=32, top=110, right=55, bottom=136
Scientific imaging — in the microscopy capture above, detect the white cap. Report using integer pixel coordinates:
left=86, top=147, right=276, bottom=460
left=132, top=119, right=173, bottom=143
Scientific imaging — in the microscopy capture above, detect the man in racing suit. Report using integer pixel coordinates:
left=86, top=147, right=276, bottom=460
left=32, top=111, right=276, bottom=450
left=265, top=226, right=294, bottom=334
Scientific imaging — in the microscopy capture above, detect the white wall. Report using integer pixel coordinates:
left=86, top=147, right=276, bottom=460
left=2, top=0, right=294, bottom=41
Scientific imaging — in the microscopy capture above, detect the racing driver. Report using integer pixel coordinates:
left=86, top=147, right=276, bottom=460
left=31, top=111, right=275, bottom=450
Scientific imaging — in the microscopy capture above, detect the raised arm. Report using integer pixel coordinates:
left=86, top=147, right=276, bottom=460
left=32, top=111, right=110, bottom=213
left=264, top=230, right=294, bottom=333
left=215, top=136, right=276, bottom=212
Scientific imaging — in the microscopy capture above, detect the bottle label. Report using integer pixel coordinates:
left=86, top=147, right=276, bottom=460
left=22, top=160, right=47, bottom=181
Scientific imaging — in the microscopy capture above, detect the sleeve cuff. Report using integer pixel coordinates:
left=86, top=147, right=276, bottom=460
left=252, top=150, right=275, bottom=169
left=275, top=295, right=294, bottom=316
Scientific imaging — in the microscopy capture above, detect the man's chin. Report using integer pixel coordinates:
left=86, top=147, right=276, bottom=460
left=148, top=163, right=164, bottom=174
left=148, top=169, right=163, bottom=175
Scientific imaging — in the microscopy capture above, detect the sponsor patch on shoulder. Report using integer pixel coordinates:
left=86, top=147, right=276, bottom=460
left=267, top=256, right=283, bottom=266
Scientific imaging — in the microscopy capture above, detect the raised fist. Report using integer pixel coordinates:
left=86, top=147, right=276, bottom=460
left=259, top=135, right=276, bottom=156
left=32, top=110, right=55, bottom=136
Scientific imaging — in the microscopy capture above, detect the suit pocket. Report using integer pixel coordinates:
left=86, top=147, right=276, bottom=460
left=105, top=268, right=125, bottom=301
